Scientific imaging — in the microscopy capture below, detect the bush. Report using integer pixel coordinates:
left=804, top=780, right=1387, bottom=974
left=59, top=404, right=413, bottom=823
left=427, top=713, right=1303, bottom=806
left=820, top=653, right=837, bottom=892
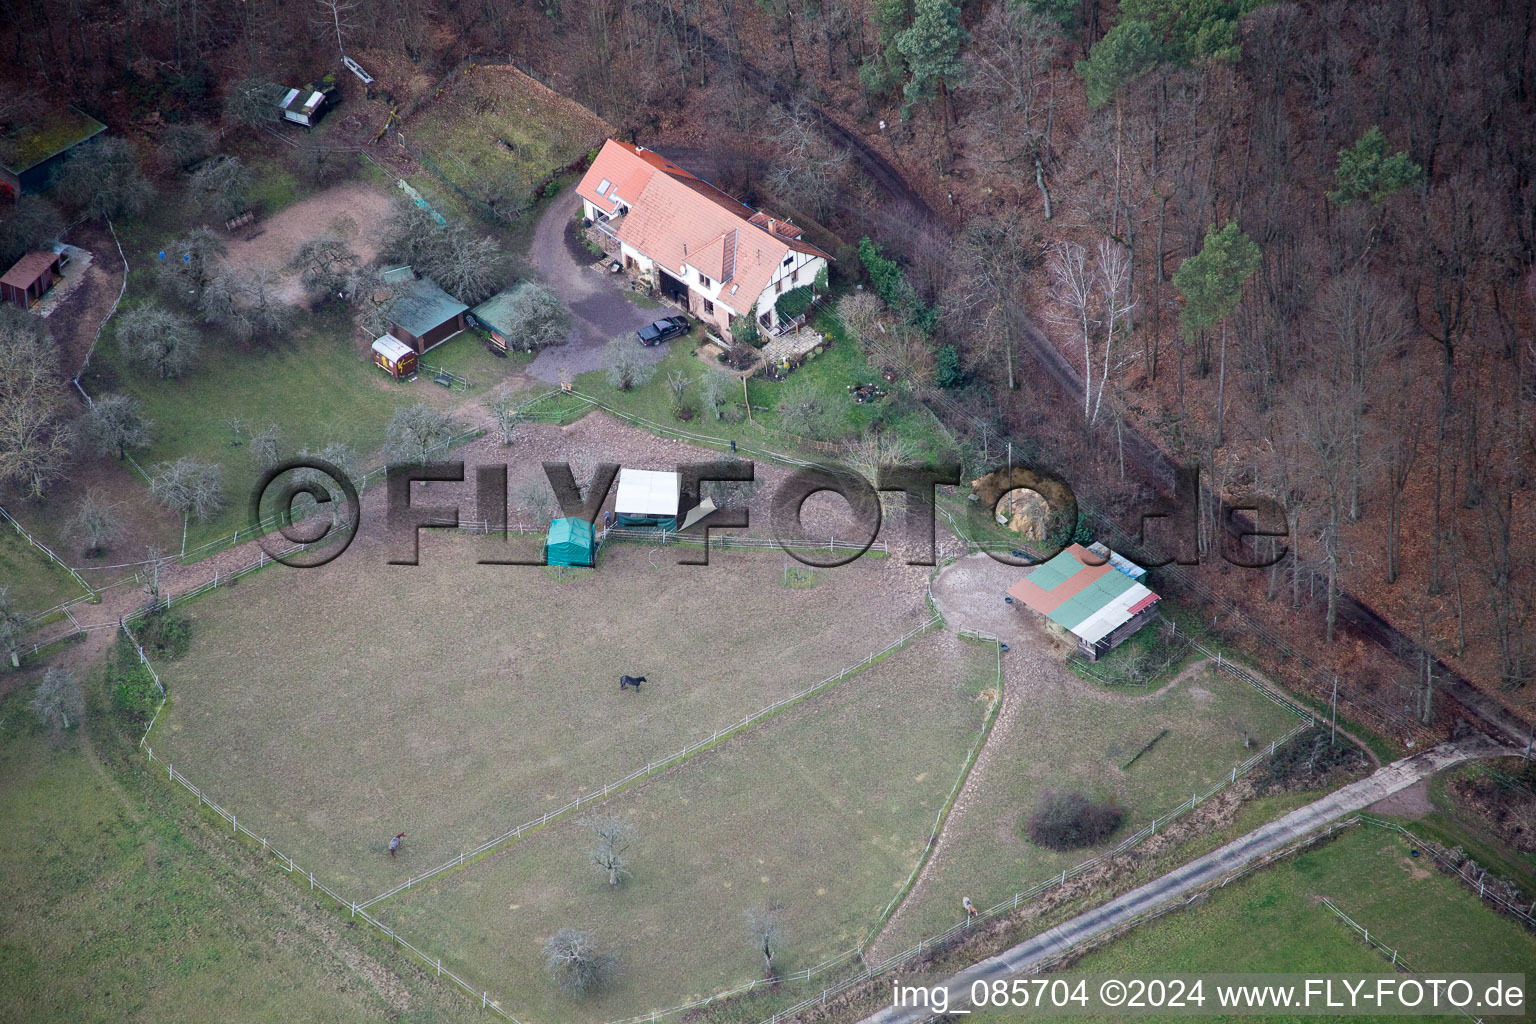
left=1024, top=790, right=1123, bottom=850
left=775, top=284, right=815, bottom=322
left=936, top=345, right=965, bottom=388
left=110, top=635, right=161, bottom=723
left=136, top=609, right=191, bottom=661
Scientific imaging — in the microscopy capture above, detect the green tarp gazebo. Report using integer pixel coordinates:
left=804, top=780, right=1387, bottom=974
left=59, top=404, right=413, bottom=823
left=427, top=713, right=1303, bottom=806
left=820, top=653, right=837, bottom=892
left=546, top=517, right=595, bottom=567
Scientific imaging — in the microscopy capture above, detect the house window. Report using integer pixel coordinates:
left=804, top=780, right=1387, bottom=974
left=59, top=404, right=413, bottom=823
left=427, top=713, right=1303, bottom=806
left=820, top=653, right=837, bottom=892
left=703, top=299, right=715, bottom=315
left=596, top=178, right=612, bottom=196
left=698, top=272, right=712, bottom=288
left=775, top=280, right=784, bottom=293
left=782, top=255, right=793, bottom=267
left=791, top=270, right=799, bottom=284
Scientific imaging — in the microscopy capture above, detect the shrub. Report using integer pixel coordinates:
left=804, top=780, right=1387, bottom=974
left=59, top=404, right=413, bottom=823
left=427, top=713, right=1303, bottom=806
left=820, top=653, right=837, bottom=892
left=936, top=345, right=965, bottom=388
left=1024, top=790, right=1123, bottom=850
left=110, top=635, right=161, bottom=723
left=775, top=284, right=816, bottom=322
left=136, top=609, right=191, bottom=661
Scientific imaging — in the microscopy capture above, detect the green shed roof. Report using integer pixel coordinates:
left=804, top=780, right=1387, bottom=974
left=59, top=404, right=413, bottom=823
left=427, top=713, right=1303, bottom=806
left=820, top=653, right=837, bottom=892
left=1048, top=569, right=1136, bottom=631
left=1026, top=548, right=1084, bottom=592
left=391, top=276, right=468, bottom=338
left=1, top=108, right=107, bottom=174
left=470, top=284, right=525, bottom=336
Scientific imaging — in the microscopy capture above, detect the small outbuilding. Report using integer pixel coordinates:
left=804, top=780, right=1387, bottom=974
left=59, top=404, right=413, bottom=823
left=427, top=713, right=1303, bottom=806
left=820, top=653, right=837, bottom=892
left=1007, top=543, right=1160, bottom=662
left=0, top=107, right=107, bottom=198
left=371, top=334, right=418, bottom=379
left=614, top=468, right=682, bottom=530
left=387, top=276, right=468, bottom=355
left=1, top=250, right=63, bottom=308
left=546, top=517, right=595, bottom=567
left=278, top=82, right=334, bottom=127
left=467, top=285, right=523, bottom=353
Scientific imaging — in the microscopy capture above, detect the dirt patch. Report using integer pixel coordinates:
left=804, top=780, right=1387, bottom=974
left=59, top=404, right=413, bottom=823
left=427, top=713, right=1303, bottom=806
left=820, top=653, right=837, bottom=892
left=217, top=182, right=398, bottom=306
left=1369, top=778, right=1434, bottom=820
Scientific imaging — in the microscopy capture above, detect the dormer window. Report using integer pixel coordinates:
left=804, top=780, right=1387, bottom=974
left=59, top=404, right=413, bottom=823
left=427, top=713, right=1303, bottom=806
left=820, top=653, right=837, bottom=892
left=596, top=178, right=612, bottom=196
left=698, top=272, right=712, bottom=288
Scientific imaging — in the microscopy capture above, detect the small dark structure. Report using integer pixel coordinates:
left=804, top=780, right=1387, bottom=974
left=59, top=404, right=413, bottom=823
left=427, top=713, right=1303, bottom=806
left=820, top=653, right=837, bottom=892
left=278, top=80, right=337, bottom=128
left=0, top=107, right=107, bottom=199
left=1, top=250, right=62, bottom=308
left=387, top=276, right=468, bottom=355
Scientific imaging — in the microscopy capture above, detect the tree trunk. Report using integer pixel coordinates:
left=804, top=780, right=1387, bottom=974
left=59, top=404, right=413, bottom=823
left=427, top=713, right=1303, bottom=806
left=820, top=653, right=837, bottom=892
left=1215, top=320, right=1227, bottom=447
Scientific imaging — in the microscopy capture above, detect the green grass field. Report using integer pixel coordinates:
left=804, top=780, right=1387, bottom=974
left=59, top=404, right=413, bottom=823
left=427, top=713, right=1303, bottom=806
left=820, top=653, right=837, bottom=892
left=401, top=64, right=609, bottom=212
left=0, top=669, right=475, bottom=1024
left=371, top=630, right=997, bottom=1023
left=980, top=823, right=1536, bottom=1024
left=0, top=529, right=89, bottom=613
left=87, top=299, right=510, bottom=552
left=147, top=536, right=933, bottom=897
left=880, top=661, right=1306, bottom=949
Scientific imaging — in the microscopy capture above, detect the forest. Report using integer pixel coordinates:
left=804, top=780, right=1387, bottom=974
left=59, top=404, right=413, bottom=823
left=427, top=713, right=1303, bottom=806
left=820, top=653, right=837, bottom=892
left=2, top=0, right=1534, bottom=732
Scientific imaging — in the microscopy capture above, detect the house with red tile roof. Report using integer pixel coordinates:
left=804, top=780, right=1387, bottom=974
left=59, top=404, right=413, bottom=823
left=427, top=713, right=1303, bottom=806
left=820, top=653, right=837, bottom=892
left=575, top=140, right=830, bottom=343
left=1006, top=542, right=1161, bottom=661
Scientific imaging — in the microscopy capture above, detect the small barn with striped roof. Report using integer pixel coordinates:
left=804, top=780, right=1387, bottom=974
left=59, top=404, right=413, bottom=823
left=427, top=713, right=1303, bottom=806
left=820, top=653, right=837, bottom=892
left=1006, top=543, right=1160, bottom=661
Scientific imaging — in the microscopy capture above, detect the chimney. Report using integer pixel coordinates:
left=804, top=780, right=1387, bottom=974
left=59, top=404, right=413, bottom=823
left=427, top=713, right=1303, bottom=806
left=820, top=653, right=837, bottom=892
left=768, top=218, right=776, bottom=235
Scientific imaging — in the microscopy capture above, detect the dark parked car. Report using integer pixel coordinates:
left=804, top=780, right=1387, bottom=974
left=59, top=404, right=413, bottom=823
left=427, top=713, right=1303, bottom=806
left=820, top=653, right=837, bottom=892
left=636, top=316, right=690, bottom=346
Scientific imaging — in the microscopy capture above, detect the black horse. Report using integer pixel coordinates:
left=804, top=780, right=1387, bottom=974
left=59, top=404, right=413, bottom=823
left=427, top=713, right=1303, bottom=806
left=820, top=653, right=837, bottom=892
left=619, top=674, right=646, bottom=692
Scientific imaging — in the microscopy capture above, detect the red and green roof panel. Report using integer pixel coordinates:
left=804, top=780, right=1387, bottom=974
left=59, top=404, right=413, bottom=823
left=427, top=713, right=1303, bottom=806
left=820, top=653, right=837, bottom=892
left=1006, top=544, right=1160, bottom=645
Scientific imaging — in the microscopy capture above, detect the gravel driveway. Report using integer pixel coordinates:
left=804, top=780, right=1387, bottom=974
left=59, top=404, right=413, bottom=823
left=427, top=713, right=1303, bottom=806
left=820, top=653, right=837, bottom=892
left=525, top=184, right=666, bottom=383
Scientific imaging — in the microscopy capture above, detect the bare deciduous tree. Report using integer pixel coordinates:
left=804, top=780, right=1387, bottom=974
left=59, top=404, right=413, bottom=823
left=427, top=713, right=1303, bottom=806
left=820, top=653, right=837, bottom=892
left=0, top=311, right=75, bottom=499
left=582, top=814, right=635, bottom=886
left=83, top=393, right=154, bottom=460
left=249, top=424, right=282, bottom=470
left=117, top=305, right=199, bottom=380
left=745, top=900, right=784, bottom=974
left=384, top=403, right=463, bottom=464
left=31, top=668, right=82, bottom=730
left=70, top=490, right=124, bottom=557
left=604, top=337, right=656, bottom=392
left=149, top=457, right=225, bottom=553
left=291, top=236, right=362, bottom=301
left=543, top=928, right=615, bottom=995
left=0, top=587, right=26, bottom=668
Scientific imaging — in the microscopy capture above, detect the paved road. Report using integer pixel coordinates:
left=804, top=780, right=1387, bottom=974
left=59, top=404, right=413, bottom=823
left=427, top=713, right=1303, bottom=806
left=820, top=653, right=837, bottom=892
left=525, top=183, right=665, bottom=383
left=860, top=736, right=1512, bottom=1024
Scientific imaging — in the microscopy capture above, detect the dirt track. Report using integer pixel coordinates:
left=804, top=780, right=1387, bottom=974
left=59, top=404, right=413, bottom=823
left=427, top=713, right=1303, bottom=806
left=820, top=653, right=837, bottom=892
left=218, top=182, right=397, bottom=304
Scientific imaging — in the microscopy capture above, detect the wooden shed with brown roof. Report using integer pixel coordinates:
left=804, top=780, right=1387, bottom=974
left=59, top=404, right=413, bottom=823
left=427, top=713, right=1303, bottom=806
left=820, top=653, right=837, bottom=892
left=1, top=250, right=62, bottom=309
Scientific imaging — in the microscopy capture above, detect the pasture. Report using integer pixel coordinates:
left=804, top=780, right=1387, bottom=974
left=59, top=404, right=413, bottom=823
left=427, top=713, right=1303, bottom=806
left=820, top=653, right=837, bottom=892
left=981, top=823, right=1536, bottom=1024
left=878, top=660, right=1306, bottom=950
left=400, top=64, right=611, bottom=213
left=0, top=529, right=88, bottom=614
left=147, top=538, right=933, bottom=898
left=371, top=630, right=998, bottom=1023
left=0, top=680, right=475, bottom=1024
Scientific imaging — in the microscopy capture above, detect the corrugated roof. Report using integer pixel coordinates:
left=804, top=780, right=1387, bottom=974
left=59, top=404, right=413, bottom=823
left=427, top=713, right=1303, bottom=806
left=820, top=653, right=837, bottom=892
left=390, top=276, right=467, bottom=337
left=1006, top=544, right=1160, bottom=643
